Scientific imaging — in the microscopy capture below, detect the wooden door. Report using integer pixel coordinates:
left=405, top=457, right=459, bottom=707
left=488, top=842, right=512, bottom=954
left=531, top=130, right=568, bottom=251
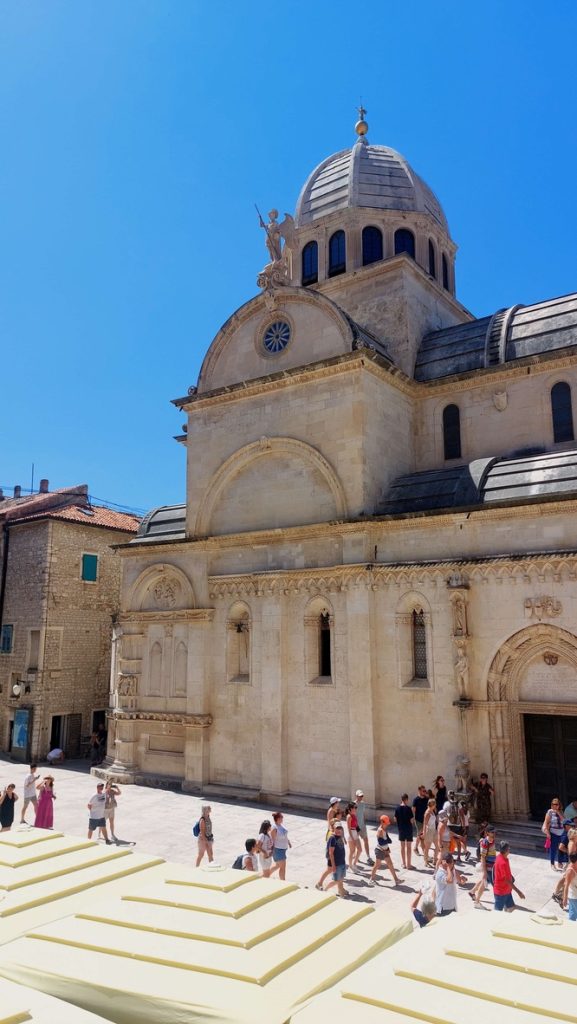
left=524, top=715, right=577, bottom=818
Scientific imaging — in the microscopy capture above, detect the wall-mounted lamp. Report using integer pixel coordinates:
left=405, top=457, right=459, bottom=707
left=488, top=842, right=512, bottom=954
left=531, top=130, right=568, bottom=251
left=11, top=682, right=22, bottom=698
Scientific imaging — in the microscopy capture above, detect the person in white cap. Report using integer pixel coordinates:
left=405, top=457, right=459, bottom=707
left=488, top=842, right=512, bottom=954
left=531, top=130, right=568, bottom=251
left=354, top=789, right=374, bottom=865
left=326, top=796, right=341, bottom=835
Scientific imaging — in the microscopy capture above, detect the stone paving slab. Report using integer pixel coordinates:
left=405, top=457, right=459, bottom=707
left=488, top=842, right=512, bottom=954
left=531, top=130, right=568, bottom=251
left=0, top=758, right=564, bottom=926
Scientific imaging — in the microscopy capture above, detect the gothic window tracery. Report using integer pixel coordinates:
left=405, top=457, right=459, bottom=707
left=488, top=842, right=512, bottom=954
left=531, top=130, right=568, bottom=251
left=412, top=610, right=428, bottom=680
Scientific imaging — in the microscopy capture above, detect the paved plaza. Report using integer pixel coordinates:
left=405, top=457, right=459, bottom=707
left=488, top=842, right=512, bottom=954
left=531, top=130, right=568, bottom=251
left=1, top=757, right=565, bottom=923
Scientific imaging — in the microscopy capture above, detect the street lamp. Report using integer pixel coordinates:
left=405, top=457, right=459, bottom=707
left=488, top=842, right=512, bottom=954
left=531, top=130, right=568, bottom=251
left=11, top=682, right=22, bottom=698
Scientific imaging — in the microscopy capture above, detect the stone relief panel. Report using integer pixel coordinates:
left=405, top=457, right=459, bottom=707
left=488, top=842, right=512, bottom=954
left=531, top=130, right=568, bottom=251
left=524, top=596, right=562, bottom=620
left=129, top=564, right=195, bottom=613
left=153, top=578, right=179, bottom=609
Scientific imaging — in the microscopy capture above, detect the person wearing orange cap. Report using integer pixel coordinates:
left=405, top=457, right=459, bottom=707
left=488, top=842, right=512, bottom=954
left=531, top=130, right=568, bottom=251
left=367, top=815, right=403, bottom=887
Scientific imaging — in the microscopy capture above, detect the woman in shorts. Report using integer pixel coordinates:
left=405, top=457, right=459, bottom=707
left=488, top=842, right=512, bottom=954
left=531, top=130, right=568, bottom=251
left=367, top=815, right=402, bottom=887
left=270, top=811, right=291, bottom=881
left=195, top=804, right=214, bottom=867
left=422, top=798, right=438, bottom=868
left=346, top=801, right=362, bottom=871
left=104, top=781, right=120, bottom=842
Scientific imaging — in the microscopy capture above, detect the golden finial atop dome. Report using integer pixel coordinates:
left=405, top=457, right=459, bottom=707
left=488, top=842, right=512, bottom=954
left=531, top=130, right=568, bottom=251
left=355, top=103, right=368, bottom=138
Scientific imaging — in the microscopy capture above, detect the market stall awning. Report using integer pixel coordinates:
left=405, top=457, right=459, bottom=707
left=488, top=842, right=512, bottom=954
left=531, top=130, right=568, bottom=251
left=291, top=911, right=577, bottom=1023
left=0, top=862, right=411, bottom=1024
left=0, top=828, right=166, bottom=942
left=0, top=974, right=111, bottom=1023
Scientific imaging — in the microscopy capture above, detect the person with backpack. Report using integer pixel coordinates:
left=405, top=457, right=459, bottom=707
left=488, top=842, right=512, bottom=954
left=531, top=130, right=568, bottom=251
left=194, top=803, right=214, bottom=867
left=238, top=839, right=258, bottom=871
left=444, top=792, right=469, bottom=863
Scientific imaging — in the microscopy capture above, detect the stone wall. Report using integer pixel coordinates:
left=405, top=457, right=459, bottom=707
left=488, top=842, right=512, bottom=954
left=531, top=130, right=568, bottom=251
left=0, top=518, right=131, bottom=760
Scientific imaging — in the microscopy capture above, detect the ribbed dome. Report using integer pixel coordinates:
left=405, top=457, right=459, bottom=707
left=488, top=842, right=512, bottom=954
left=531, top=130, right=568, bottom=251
left=295, top=137, right=449, bottom=233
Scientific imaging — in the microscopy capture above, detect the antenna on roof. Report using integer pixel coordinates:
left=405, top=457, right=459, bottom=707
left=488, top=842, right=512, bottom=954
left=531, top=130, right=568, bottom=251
left=30, top=463, right=34, bottom=494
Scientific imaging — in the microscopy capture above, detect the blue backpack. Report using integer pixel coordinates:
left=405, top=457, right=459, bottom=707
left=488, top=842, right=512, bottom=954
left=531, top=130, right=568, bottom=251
left=192, top=819, right=201, bottom=837
left=232, top=854, right=244, bottom=870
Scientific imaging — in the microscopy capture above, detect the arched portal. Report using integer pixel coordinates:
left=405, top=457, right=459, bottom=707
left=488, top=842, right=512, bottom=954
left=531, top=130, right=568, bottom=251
left=486, top=624, right=577, bottom=819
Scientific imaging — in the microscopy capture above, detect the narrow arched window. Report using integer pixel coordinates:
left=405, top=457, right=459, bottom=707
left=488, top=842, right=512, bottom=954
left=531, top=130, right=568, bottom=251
left=412, top=610, right=427, bottom=679
left=394, top=228, right=415, bottom=259
left=301, top=240, right=318, bottom=286
left=443, top=404, right=461, bottom=460
left=328, top=230, right=346, bottom=277
left=551, top=382, right=574, bottom=443
left=428, top=239, right=436, bottom=278
left=442, top=253, right=449, bottom=290
left=362, top=226, right=383, bottom=266
left=319, top=613, right=331, bottom=677
left=227, top=604, right=250, bottom=683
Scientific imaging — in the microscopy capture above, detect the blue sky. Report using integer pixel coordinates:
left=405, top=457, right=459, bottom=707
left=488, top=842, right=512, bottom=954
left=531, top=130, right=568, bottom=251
left=1, top=2, right=576, bottom=513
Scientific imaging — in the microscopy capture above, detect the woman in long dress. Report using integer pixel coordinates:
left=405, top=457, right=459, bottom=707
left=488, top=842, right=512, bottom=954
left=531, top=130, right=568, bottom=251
left=0, top=785, right=18, bottom=831
left=34, top=776, right=56, bottom=829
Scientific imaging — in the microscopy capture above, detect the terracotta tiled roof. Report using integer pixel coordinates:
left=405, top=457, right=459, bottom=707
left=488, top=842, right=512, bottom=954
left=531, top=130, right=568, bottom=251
left=12, top=505, right=140, bottom=533
left=0, top=485, right=89, bottom=520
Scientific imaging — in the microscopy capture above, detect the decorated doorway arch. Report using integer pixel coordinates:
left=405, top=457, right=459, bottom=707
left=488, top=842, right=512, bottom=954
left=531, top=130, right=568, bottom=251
left=486, top=624, right=577, bottom=818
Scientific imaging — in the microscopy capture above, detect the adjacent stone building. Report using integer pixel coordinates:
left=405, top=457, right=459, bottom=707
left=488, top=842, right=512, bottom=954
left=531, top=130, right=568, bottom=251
left=0, top=482, right=139, bottom=760
left=106, top=113, right=577, bottom=819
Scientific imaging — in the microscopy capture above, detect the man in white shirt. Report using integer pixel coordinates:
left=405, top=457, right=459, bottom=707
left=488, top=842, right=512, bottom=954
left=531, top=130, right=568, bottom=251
left=435, top=853, right=458, bottom=917
left=47, top=748, right=65, bottom=764
left=87, top=783, right=111, bottom=843
left=20, top=763, right=39, bottom=824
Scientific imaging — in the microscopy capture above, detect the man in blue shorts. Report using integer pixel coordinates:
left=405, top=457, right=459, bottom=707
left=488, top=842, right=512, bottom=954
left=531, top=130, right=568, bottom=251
left=325, top=824, right=348, bottom=897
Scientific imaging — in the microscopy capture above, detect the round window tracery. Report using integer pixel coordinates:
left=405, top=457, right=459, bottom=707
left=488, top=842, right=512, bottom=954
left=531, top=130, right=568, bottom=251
left=262, top=319, right=291, bottom=354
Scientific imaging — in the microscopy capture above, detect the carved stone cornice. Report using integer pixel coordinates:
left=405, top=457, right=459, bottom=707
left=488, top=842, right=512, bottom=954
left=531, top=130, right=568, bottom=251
left=112, top=710, right=212, bottom=726
left=173, top=330, right=577, bottom=415
left=119, top=609, right=215, bottom=624
left=116, top=500, right=577, bottom=555
left=208, top=553, right=577, bottom=598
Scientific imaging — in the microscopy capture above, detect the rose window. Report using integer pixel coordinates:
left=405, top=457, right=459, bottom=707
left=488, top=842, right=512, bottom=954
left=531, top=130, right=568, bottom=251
left=263, top=320, right=291, bottom=354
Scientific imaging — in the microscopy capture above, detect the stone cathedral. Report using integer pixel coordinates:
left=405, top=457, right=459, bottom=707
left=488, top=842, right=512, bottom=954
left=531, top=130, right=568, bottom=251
left=106, top=113, right=577, bottom=820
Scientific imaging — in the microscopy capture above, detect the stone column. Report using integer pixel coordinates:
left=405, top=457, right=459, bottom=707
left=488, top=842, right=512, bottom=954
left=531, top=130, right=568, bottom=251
left=259, top=593, right=286, bottom=799
left=102, top=712, right=138, bottom=783
left=344, top=582, right=377, bottom=805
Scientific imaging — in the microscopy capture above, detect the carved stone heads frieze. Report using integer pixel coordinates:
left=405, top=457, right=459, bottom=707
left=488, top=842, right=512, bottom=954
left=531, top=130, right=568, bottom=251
left=524, top=596, right=562, bottom=621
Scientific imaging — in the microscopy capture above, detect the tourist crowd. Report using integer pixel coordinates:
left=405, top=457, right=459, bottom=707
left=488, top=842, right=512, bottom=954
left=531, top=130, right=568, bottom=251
left=1, top=762, right=576, bottom=923
left=192, top=778, right=577, bottom=923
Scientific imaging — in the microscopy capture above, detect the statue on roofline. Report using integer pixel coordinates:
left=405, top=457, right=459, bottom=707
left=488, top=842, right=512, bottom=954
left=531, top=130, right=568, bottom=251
left=256, top=205, right=296, bottom=294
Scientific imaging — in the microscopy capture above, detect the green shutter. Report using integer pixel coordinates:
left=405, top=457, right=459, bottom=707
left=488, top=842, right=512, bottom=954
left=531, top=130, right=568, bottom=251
left=81, top=554, right=98, bottom=582
left=0, top=625, right=13, bottom=653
